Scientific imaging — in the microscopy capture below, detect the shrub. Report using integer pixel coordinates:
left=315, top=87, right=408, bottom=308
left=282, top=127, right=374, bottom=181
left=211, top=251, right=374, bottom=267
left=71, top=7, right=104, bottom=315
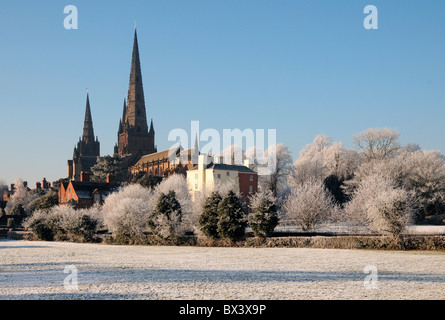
left=66, top=215, right=98, bottom=242
left=29, top=218, right=55, bottom=241
left=24, top=206, right=100, bottom=242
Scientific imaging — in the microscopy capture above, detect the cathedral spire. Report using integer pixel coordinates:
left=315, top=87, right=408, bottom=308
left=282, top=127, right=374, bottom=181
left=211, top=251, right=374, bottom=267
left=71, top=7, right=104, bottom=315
left=116, top=27, right=156, bottom=158
left=122, top=97, right=127, bottom=124
left=82, top=92, right=95, bottom=143
left=126, top=27, right=148, bottom=133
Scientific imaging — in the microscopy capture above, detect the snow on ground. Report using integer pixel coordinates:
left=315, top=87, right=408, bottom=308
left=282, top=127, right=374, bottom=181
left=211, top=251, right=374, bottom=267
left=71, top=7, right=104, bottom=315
left=0, top=239, right=444, bottom=300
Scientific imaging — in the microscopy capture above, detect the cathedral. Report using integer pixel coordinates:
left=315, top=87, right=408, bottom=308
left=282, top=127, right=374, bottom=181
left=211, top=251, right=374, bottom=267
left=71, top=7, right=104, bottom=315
left=67, top=28, right=196, bottom=182
left=67, top=92, right=100, bottom=181
left=114, top=28, right=156, bottom=162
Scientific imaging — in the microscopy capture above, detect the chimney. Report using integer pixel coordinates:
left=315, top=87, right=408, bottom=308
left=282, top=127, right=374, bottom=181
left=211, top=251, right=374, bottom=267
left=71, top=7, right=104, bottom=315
left=23, top=181, right=28, bottom=189
left=42, top=178, right=49, bottom=189
left=198, top=154, right=209, bottom=171
left=10, top=184, right=15, bottom=193
left=36, top=182, right=42, bottom=190
left=80, top=171, right=90, bottom=182
left=214, top=155, right=224, bottom=164
left=243, top=159, right=252, bottom=169
left=106, top=173, right=113, bottom=183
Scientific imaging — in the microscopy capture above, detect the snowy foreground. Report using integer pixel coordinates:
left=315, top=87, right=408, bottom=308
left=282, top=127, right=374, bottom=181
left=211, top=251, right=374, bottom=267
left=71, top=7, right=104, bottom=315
left=1, top=239, right=444, bottom=300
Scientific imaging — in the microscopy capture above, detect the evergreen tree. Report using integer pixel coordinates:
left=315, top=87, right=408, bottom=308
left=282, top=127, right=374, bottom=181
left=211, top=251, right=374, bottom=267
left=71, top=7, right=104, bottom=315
left=248, top=190, right=278, bottom=238
left=28, top=191, right=59, bottom=213
left=217, top=190, right=247, bottom=241
left=148, top=190, right=182, bottom=240
left=199, top=192, right=222, bottom=239
left=323, top=174, right=349, bottom=205
left=135, top=174, right=163, bottom=190
left=91, top=154, right=129, bottom=184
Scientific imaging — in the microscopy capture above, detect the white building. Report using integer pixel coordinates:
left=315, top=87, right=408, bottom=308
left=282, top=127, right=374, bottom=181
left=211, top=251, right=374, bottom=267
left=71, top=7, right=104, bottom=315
left=186, top=154, right=258, bottom=202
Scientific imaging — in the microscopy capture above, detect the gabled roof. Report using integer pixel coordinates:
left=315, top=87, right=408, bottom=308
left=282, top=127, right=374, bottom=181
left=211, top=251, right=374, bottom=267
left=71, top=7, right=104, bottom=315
left=69, top=181, right=119, bottom=199
left=134, top=146, right=184, bottom=166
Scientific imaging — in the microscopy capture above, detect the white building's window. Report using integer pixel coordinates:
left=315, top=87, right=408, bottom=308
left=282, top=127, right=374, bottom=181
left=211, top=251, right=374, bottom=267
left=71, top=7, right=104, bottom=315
left=217, top=174, right=221, bottom=179
left=226, top=172, right=230, bottom=176
left=249, top=185, right=254, bottom=193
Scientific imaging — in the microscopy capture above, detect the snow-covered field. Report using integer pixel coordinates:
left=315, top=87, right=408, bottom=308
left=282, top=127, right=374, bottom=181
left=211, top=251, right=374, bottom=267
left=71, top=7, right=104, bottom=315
left=1, top=239, right=444, bottom=300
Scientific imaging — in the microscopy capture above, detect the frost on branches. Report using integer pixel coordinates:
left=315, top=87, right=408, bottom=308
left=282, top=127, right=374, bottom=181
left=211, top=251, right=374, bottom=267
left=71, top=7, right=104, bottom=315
left=4, top=178, right=38, bottom=215
left=283, top=180, right=337, bottom=232
left=344, top=174, right=414, bottom=235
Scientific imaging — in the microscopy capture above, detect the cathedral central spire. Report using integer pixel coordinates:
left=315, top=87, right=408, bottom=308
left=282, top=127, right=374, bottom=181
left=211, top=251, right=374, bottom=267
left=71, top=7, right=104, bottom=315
left=83, top=92, right=95, bottom=143
left=125, top=27, right=148, bottom=133
left=116, top=27, right=156, bottom=159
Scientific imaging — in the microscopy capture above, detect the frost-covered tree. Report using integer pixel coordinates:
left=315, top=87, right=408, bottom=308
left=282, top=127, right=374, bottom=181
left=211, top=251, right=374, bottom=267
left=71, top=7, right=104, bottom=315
left=217, top=190, right=247, bottom=241
left=248, top=190, right=278, bottom=238
left=289, top=135, right=359, bottom=188
left=0, top=179, right=8, bottom=199
left=344, top=174, right=414, bottom=235
left=5, top=178, right=38, bottom=215
left=258, top=144, right=293, bottom=198
left=102, top=184, right=155, bottom=241
left=404, top=150, right=445, bottom=217
left=283, top=180, right=337, bottom=232
left=220, top=144, right=244, bottom=165
left=353, top=127, right=401, bottom=162
left=343, top=146, right=445, bottom=221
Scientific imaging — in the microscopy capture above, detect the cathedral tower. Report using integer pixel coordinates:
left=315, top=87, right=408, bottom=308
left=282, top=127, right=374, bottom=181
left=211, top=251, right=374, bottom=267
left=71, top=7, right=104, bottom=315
left=116, top=28, right=156, bottom=159
left=68, top=92, right=100, bottom=180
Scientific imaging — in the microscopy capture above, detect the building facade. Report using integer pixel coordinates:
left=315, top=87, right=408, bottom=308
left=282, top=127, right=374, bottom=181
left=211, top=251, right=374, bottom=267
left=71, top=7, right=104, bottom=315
left=186, top=154, right=258, bottom=203
left=59, top=172, right=118, bottom=209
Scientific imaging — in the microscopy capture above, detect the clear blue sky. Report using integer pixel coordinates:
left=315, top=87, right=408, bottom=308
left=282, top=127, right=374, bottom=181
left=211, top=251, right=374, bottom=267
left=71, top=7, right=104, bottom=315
left=1, top=0, right=444, bottom=186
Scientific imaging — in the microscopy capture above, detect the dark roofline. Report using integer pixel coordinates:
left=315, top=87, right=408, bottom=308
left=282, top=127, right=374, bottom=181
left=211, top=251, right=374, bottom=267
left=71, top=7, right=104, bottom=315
left=69, top=180, right=119, bottom=191
left=189, top=162, right=257, bottom=173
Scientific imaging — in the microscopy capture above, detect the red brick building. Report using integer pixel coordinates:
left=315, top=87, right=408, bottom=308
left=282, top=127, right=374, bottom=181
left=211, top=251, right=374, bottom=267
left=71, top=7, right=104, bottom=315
left=59, top=172, right=118, bottom=209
